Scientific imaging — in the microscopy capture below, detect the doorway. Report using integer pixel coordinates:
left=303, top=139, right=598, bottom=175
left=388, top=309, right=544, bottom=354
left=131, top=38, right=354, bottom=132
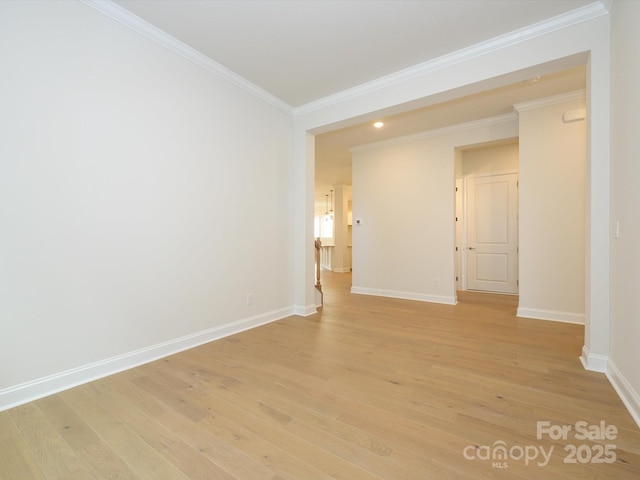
left=455, top=140, right=519, bottom=295
left=466, top=173, right=519, bottom=294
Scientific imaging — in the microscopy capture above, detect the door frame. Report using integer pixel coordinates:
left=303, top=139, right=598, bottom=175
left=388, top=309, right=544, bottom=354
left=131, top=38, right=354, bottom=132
left=459, top=170, right=519, bottom=293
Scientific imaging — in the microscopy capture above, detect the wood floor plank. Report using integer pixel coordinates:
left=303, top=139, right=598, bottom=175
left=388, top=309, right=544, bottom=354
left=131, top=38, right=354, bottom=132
left=263, top=392, right=445, bottom=480
left=130, top=370, right=212, bottom=423
left=1, top=270, right=639, bottom=479
left=0, top=411, right=17, bottom=442
left=85, top=382, right=239, bottom=480
left=76, top=441, right=137, bottom=480
left=196, top=412, right=336, bottom=480
left=0, top=436, right=48, bottom=480
left=60, top=387, right=191, bottom=480
left=108, top=371, right=283, bottom=480
left=157, top=400, right=280, bottom=480
left=33, top=394, right=138, bottom=480
left=8, top=403, right=94, bottom=480
left=35, top=395, right=102, bottom=452
left=198, top=387, right=383, bottom=480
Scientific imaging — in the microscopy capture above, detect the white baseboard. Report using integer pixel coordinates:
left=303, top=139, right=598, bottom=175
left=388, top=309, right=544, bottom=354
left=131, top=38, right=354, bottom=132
left=350, top=286, right=457, bottom=305
left=0, top=306, right=296, bottom=412
left=332, top=267, right=351, bottom=273
left=579, top=345, right=608, bottom=373
left=517, top=307, right=584, bottom=324
left=606, top=359, right=640, bottom=429
left=293, top=304, right=318, bottom=316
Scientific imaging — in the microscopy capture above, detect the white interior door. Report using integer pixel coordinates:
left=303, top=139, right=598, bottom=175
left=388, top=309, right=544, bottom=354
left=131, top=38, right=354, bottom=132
left=466, top=173, right=518, bottom=294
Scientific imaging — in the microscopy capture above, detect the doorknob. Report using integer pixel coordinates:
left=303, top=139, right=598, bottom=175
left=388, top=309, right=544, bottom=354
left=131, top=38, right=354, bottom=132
left=468, top=247, right=476, bottom=250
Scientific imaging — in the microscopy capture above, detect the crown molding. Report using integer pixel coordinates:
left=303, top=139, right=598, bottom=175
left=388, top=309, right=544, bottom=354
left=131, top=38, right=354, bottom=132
left=82, top=0, right=294, bottom=115
left=350, top=113, right=517, bottom=153
left=600, top=0, right=614, bottom=13
left=513, top=89, right=586, bottom=112
left=294, top=2, right=607, bottom=116
left=83, top=0, right=603, bottom=119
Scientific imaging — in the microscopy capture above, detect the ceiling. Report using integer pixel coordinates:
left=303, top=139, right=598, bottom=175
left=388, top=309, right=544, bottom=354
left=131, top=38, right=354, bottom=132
left=112, top=0, right=594, bottom=209
left=115, top=0, right=593, bottom=107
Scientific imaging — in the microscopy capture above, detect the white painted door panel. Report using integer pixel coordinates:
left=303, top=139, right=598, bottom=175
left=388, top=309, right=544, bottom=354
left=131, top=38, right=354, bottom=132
left=467, top=174, right=518, bottom=294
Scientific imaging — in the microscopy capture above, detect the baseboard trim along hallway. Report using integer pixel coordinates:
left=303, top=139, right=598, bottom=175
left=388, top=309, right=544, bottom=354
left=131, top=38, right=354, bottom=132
left=0, top=306, right=296, bottom=412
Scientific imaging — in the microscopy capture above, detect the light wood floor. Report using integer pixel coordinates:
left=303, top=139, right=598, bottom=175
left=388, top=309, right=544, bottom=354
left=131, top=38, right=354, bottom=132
left=2, top=271, right=639, bottom=479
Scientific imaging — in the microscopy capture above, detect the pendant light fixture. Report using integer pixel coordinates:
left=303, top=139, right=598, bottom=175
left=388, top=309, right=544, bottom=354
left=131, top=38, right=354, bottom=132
left=329, top=189, right=334, bottom=216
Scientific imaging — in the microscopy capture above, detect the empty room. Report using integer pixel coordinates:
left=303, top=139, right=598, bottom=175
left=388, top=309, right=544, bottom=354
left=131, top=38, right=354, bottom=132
left=1, top=1, right=639, bottom=478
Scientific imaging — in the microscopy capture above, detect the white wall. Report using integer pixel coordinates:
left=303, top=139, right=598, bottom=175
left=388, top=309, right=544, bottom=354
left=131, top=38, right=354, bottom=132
left=352, top=107, right=585, bottom=317
left=516, top=94, right=587, bottom=323
left=351, top=117, right=518, bottom=304
left=609, top=0, right=640, bottom=426
left=462, top=142, right=519, bottom=176
left=333, top=184, right=352, bottom=273
left=0, top=1, right=294, bottom=408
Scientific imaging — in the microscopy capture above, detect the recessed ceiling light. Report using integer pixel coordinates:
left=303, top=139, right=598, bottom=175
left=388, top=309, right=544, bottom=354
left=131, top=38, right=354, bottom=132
left=373, top=121, right=384, bottom=128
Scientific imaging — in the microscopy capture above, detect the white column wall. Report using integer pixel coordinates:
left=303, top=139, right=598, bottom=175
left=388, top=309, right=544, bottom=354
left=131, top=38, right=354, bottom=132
left=293, top=130, right=318, bottom=316
left=582, top=21, right=612, bottom=371
left=516, top=96, right=587, bottom=323
left=609, top=0, right=640, bottom=426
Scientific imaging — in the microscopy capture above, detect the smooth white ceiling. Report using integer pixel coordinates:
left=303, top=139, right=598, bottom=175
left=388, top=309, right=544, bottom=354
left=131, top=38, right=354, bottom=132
left=114, top=0, right=593, bottom=107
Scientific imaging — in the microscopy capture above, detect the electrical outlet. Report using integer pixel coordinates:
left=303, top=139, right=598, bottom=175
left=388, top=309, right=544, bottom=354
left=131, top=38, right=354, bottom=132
left=246, top=293, right=254, bottom=305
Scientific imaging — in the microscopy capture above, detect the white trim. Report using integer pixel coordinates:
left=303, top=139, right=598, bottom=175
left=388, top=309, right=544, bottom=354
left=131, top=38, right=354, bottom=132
left=606, top=359, right=640, bottom=429
left=350, top=113, right=517, bottom=153
left=293, top=304, right=318, bottom=317
left=600, top=0, right=614, bottom=12
left=580, top=345, right=608, bottom=373
left=513, top=89, right=586, bottom=112
left=332, top=267, right=351, bottom=273
left=517, top=307, right=584, bottom=324
left=294, top=3, right=606, bottom=115
left=351, top=286, right=457, bottom=305
left=81, top=0, right=292, bottom=114
left=463, top=170, right=519, bottom=180
left=0, top=306, right=296, bottom=412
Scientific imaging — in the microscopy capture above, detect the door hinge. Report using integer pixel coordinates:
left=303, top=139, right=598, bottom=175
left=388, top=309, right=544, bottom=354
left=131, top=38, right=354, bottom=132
left=517, top=280, right=519, bottom=286
left=456, top=276, right=459, bottom=281
left=456, top=246, right=458, bottom=251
